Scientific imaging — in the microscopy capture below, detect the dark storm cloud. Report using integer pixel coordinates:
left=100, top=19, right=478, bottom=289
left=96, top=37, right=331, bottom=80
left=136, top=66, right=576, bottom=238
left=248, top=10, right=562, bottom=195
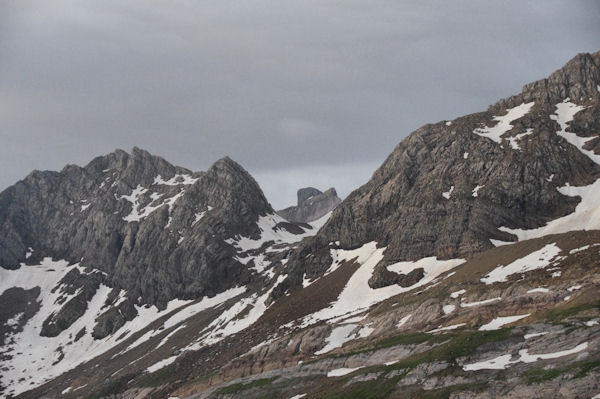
left=1, top=0, right=599, bottom=207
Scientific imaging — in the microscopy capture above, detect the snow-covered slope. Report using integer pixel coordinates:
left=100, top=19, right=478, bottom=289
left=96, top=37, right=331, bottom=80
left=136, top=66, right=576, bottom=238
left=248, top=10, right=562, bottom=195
left=0, top=209, right=328, bottom=397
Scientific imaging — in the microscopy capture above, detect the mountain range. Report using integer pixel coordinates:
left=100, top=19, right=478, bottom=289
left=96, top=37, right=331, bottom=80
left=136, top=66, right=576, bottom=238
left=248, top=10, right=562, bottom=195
left=1, top=51, right=599, bottom=399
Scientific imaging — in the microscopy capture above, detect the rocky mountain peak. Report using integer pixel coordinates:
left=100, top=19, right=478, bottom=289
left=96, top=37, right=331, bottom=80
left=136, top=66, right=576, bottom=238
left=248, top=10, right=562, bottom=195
left=278, top=186, right=342, bottom=223
left=0, top=149, right=278, bottom=304
left=499, top=50, right=600, bottom=109
left=297, top=187, right=323, bottom=206
left=202, top=156, right=273, bottom=218
left=82, top=147, right=196, bottom=189
left=208, top=156, right=259, bottom=185
left=281, top=50, right=600, bottom=292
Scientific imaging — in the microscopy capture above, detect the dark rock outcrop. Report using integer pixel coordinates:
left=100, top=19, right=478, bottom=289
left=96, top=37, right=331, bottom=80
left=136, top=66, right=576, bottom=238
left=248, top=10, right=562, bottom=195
left=277, top=187, right=342, bottom=223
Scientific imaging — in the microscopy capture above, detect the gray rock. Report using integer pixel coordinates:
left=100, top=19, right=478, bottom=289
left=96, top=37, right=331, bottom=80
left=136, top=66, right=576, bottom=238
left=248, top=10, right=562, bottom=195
left=0, top=149, right=276, bottom=338
left=277, top=187, right=341, bottom=223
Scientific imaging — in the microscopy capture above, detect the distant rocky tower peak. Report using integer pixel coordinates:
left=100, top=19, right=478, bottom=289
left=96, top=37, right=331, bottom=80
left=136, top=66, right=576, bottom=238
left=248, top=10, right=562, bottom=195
left=277, top=186, right=342, bottom=223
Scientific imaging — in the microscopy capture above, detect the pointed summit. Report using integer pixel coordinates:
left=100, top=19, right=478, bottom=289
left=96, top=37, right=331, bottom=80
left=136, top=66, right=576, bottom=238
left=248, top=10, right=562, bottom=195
left=203, top=156, right=273, bottom=218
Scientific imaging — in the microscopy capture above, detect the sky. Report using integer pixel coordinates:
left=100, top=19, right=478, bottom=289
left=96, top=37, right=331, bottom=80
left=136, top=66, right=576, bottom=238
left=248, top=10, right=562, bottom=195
left=1, top=1, right=599, bottom=208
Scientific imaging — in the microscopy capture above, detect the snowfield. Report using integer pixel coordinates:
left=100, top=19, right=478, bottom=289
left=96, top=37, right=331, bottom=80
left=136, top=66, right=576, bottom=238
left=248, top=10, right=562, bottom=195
left=301, top=242, right=465, bottom=327
left=226, top=213, right=324, bottom=252
left=0, top=258, right=249, bottom=396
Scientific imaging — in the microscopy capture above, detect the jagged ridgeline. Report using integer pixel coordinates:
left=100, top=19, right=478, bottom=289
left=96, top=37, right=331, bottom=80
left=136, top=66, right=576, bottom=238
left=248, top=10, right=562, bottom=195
left=0, top=51, right=599, bottom=399
left=1, top=149, right=278, bottom=305
left=279, top=51, right=600, bottom=295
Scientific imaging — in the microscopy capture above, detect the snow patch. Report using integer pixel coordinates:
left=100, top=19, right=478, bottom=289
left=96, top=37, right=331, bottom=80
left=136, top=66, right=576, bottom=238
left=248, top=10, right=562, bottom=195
left=427, top=323, right=466, bottom=333
left=153, top=174, right=198, bottom=186
left=146, top=355, right=178, bottom=373
left=315, top=324, right=358, bottom=354
left=450, top=289, right=466, bottom=299
left=490, top=239, right=512, bottom=247
left=463, top=341, right=588, bottom=371
left=473, top=102, right=535, bottom=144
left=121, top=286, right=246, bottom=355
left=186, top=275, right=286, bottom=351
left=506, top=128, right=534, bottom=150
left=5, top=312, right=24, bottom=327
left=463, top=354, right=513, bottom=371
left=496, top=100, right=600, bottom=241
left=300, top=243, right=464, bottom=327
left=499, top=179, right=600, bottom=240
left=327, top=367, right=363, bottom=377
left=443, top=305, right=456, bottom=315
left=442, top=185, right=454, bottom=199
left=302, top=273, right=315, bottom=288
left=461, top=297, right=501, bottom=308
left=309, top=210, right=333, bottom=231
left=0, top=257, right=210, bottom=396
left=396, top=314, right=412, bottom=328
left=118, top=185, right=150, bottom=222
left=524, top=332, right=548, bottom=339
left=478, top=314, right=530, bottom=331
left=357, top=324, right=374, bottom=338
left=226, top=213, right=318, bottom=252
left=518, top=342, right=588, bottom=363
left=551, top=99, right=599, bottom=164
left=472, top=185, right=484, bottom=197
left=387, top=257, right=464, bottom=277
left=527, top=287, right=550, bottom=294
left=569, top=243, right=600, bottom=254
left=481, top=243, right=561, bottom=284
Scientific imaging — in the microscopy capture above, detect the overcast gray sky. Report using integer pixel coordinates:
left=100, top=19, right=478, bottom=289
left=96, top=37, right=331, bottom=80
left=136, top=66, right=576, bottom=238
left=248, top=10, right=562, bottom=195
left=1, top=1, right=599, bottom=208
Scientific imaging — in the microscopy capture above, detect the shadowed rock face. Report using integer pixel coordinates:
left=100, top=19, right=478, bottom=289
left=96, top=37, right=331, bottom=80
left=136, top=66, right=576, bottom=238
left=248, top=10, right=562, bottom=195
left=0, top=149, right=273, bottom=308
left=280, top=51, right=600, bottom=293
left=277, top=187, right=342, bottom=223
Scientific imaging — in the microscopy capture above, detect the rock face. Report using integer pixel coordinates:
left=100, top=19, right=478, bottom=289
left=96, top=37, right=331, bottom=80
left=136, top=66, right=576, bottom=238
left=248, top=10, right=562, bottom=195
left=281, top=51, right=600, bottom=291
left=277, top=187, right=341, bottom=223
left=0, top=148, right=284, bottom=337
